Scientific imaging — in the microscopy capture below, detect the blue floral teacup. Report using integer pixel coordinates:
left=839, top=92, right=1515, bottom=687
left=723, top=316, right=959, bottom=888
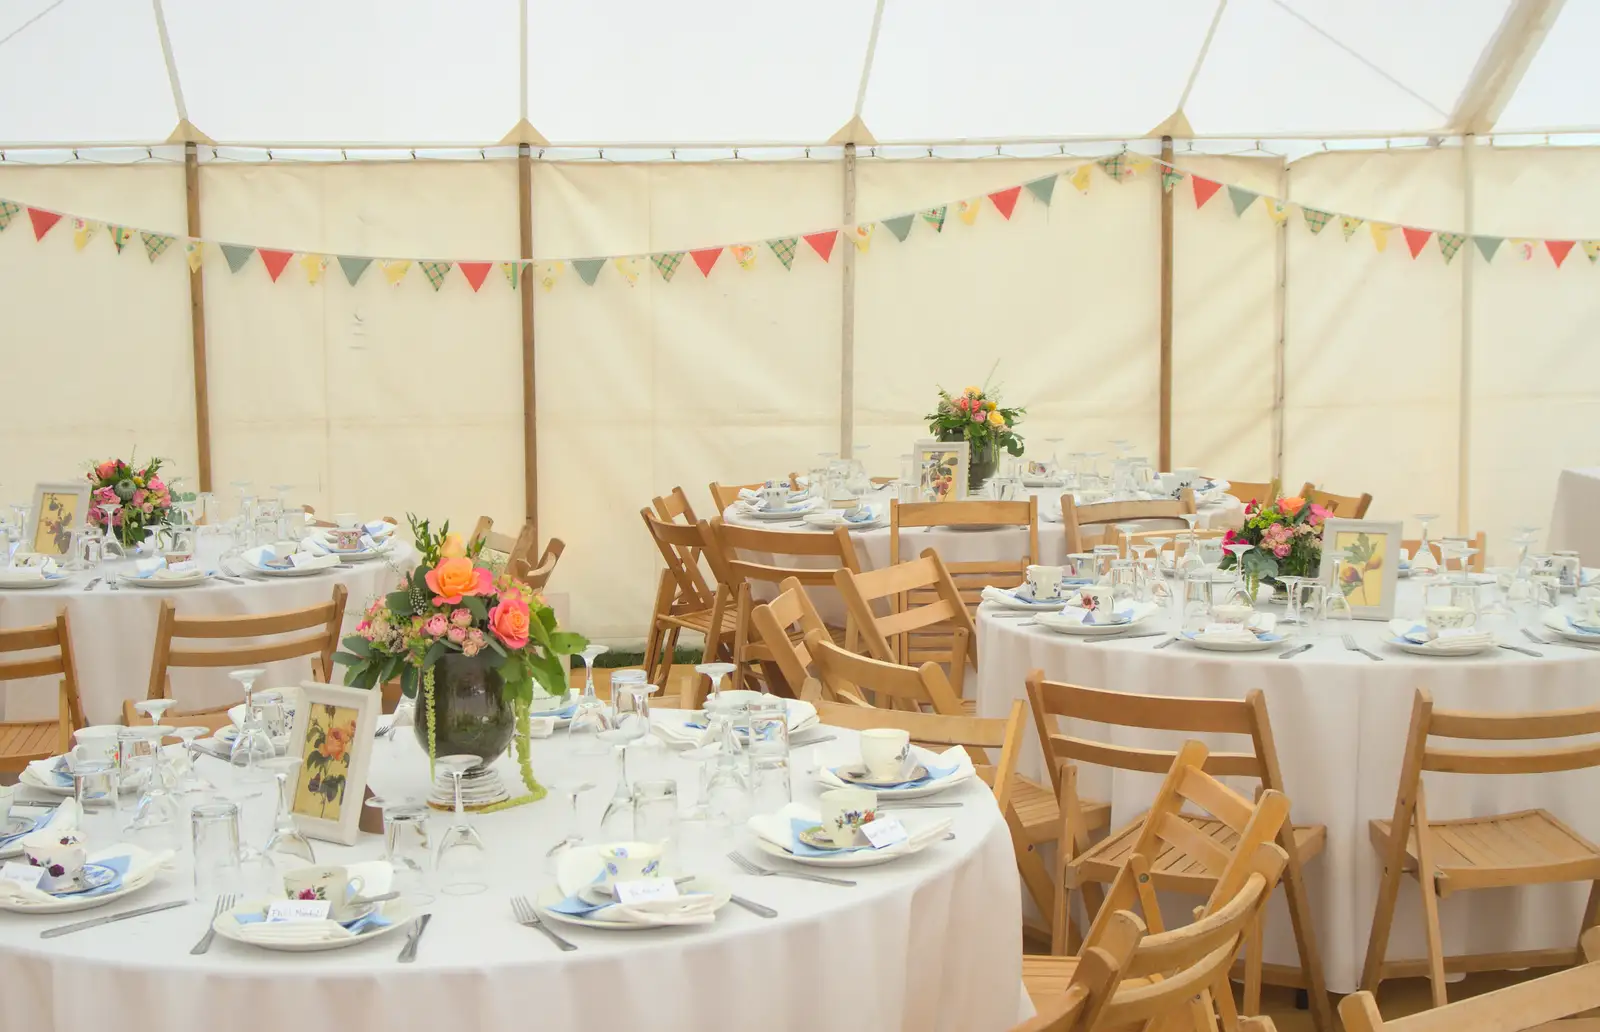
left=598, top=842, right=663, bottom=886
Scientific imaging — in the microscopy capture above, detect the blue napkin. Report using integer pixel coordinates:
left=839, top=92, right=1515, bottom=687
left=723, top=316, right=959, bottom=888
left=1569, top=615, right=1600, bottom=636
left=234, top=907, right=392, bottom=934
left=829, top=762, right=957, bottom=792
left=787, top=817, right=874, bottom=857
left=1084, top=606, right=1134, bottom=626
left=0, top=811, right=51, bottom=849
left=841, top=506, right=876, bottom=524
left=1396, top=623, right=1430, bottom=644
left=51, top=855, right=131, bottom=899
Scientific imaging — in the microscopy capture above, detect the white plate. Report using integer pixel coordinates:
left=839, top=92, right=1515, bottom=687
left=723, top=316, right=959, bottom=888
left=815, top=746, right=976, bottom=800
left=330, top=547, right=388, bottom=563
left=1181, top=632, right=1285, bottom=653
left=748, top=809, right=951, bottom=868
left=119, top=571, right=212, bottom=589
left=801, top=511, right=884, bottom=530
left=1034, top=609, right=1157, bottom=636
left=540, top=848, right=731, bottom=929
left=211, top=899, right=415, bottom=952
left=0, top=575, right=70, bottom=590
left=0, top=854, right=163, bottom=914
left=1543, top=609, right=1600, bottom=643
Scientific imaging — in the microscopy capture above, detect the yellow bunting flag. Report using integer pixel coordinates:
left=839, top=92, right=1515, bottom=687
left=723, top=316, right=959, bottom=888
left=613, top=256, right=643, bottom=285
left=500, top=261, right=521, bottom=289
left=1583, top=241, right=1600, bottom=264
left=1068, top=165, right=1093, bottom=193
left=1261, top=197, right=1289, bottom=224
left=72, top=218, right=100, bottom=251
left=184, top=240, right=204, bottom=272
left=1368, top=222, right=1392, bottom=253
left=851, top=223, right=875, bottom=251
left=1340, top=216, right=1364, bottom=241
left=534, top=261, right=562, bottom=291
left=957, top=198, right=982, bottom=225
left=380, top=259, right=410, bottom=286
left=731, top=244, right=756, bottom=270
left=300, top=254, right=329, bottom=285
left=1126, top=155, right=1153, bottom=176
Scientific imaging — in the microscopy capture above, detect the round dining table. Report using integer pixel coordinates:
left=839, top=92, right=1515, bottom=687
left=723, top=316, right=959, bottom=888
left=0, top=714, right=1027, bottom=1032
left=0, top=541, right=414, bottom=724
left=975, top=579, right=1600, bottom=994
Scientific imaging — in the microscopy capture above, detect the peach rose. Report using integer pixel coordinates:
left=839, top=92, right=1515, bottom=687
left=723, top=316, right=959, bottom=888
left=439, top=532, right=467, bottom=559
left=1277, top=496, right=1305, bottom=515
left=487, top=595, right=531, bottom=650
left=324, top=723, right=353, bottom=762
left=425, top=556, right=493, bottom=605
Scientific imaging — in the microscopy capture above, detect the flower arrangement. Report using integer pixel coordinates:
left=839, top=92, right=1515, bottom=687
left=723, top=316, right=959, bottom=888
left=85, top=455, right=174, bottom=548
left=924, top=381, right=1025, bottom=459
left=1220, top=493, right=1331, bottom=591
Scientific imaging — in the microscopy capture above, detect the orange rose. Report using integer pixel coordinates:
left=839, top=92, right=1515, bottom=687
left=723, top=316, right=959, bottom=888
left=323, top=723, right=353, bottom=762
left=425, top=556, right=493, bottom=604
left=1277, top=496, right=1305, bottom=515
left=488, top=595, right=531, bottom=650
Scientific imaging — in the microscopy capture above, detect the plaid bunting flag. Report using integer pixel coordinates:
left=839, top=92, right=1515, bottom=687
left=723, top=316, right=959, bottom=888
left=184, top=240, right=204, bottom=273
left=73, top=218, right=99, bottom=251
left=502, top=261, right=522, bottom=289
left=1161, top=170, right=1184, bottom=194
left=1262, top=197, right=1289, bottom=224
left=921, top=206, right=947, bottom=232
left=731, top=244, right=756, bottom=270
left=419, top=261, right=452, bottom=291
left=768, top=237, right=797, bottom=270
left=139, top=232, right=172, bottom=263
left=535, top=261, right=562, bottom=290
left=0, top=199, right=19, bottom=231
left=300, top=253, right=329, bottom=283
left=1096, top=154, right=1131, bottom=181
left=107, top=224, right=133, bottom=253
left=1302, top=208, right=1333, bottom=235
left=614, top=256, right=643, bottom=285
left=652, top=252, right=684, bottom=282
left=1584, top=241, right=1600, bottom=264
left=1069, top=165, right=1093, bottom=193
left=380, top=259, right=411, bottom=285
left=1339, top=216, right=1364, bottom=241
left=1437, top=232, right=1465, bottom=264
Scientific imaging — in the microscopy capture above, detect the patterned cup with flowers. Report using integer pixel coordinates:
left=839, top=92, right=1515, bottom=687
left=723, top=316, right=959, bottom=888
left=22, top=831, right=86, bottom=893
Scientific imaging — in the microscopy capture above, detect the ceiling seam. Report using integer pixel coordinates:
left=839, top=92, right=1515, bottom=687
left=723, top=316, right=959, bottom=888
left=1176, top=0, right=1229, bottom=115
left=1447, top=0, right=1566, bottom=133
left=1269, top=0, right=1449, bottom=118
left=0, top=0, right=67, bottom=53
left=853, top=0, right=887, bottom=118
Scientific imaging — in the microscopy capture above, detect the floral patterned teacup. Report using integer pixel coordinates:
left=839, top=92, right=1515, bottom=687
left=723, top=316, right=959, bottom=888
left=598, top=842, right=663, bottom=886
left=819, top=788, right=878, bottom=849
left=22, top=831, right=86, bottom=893
left=858, top=728, right=911, bottom=782
left=283, top=865, right=368, bottom=921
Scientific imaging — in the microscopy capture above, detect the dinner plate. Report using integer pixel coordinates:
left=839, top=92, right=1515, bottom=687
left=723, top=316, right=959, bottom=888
left=119, top=571, right=212, bottom=589
left=748, top=807, right=952, bottom=868
left=0, top=575, right=70, bottom=590
left=539, top=851, right=732, bottom=930
left=250, top=562, right=336, bottom=578
left=1181, top=631, right=1285, bottom=653
left=212, top=899, right=414, bottom=952
left=1543, top=609, right=1600, bottom=643
left=329, top=547, right=388, bottom=563
left=0, top=853, right=164, bottom=914
left=816, top=746, right=975, bottom=800
left=1386, top=637, right=1494, bottom=657
left=1034, top=608, right=1157, bottom=636
left=836, top=764, right=932, bottom=788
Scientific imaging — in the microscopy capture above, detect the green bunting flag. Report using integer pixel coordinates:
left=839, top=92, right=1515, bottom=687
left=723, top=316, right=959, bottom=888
left=1473, top=235, right=1504, bottom=262
left=139, top=232, right=172, bottom=263
left=221, top=244, right=255, bottom=273
left=1302, top=208, right=1333, bottom=235
left=882, top=214, right=915, bottom=242
left=920, top=207, right=946, bottom=233
left=419, top=261, right=452, bottom=291
left=1227, top=186, right=1257, bottom=217
left=768, top=237, right=797, bottom=270
left=0, top=199, right=18, bottom=231
left=338, top=256, right=373, bottom=285
left=1437, top=232, right=1465, bottom=264
left=1024, top=175, right=1057, bottom=206
left=652, top=252, right=683, bottom=282
left=1161, top=171, right=1184, bottom=194
left=573, top=258, right=606, bottom=286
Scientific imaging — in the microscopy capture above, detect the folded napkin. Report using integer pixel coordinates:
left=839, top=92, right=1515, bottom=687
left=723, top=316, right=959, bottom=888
left=234, top=908, right=391, bottom=942
left=0, top=561, right=62, bottom=583
left=1389, top=621, right=1492, bottom=650
left=981, top=585, right=1065, bottom=609
left=0, top=842, right=169, bottom=906
left=738, top=486, right=809, bottom=504
left=827, top=761, right=958, bottom=792
left=806, top=505, right=877, bottom=527
left=287, top=552, right=340, bottom=571
left=546, top=885, right=717, bottom=925
left=25, top=755, right=73, bottom=789
left=304, top=534, right=385, bottom=555
left=1570, top=614, right=1600, bottom=636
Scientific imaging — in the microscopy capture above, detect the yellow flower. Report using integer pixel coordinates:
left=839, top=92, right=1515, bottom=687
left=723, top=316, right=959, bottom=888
left=439, top=532, right=466, bottom=559
left=987, top=410, right=1005, bottom=428
left=984, top=400, right=997, bottom=411
left=964, top=385, right=981, bottom=397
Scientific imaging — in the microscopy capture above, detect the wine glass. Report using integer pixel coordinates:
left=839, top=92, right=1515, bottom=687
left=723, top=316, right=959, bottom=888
left=1218, top=543, right=1254, bottom=606
left=434, top=755, right=489, bottom=895
left=1115, top=522, right=1141, bottom=560
left=569, top=644, right=609, bottom=705
left=1411, top=514, right=1440, bottom=575
left=228, top=668, right=275, bottom=782
left=230, top=481, right=255, bottom=522
left=544, top=764, right=598, bottom=862
left=1278, top=576, right=1306, bottom=624
left=124, top=726, right=183, bottom=849
left=1142, top=537, right=1171, bottom=605
left=1180, top=569, right=1214, bottom=634
left=134, top=699, right=176, bottom=726
left=171, top=725, right=215, bottom=794
left=694, top=661, right=736, bottom=709
left=260, top=756, right=316, bottom=870
left=1321, top=550, right=1355, bottom=628
left=93, top=501, right=119, bottom=555
left=1178, top=513, right=1201, bottom=568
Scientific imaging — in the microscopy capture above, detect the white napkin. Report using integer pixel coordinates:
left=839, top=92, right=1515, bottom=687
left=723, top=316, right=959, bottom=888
left=1195, top=624, right=1259, bottom=643
left=606, top=895, right=719, bottom=926
left=0, top=838, right=170, bottom=906
left=133, top=557, right=166, bottom=577
left=237, top=919, right=360, bottom=944
left=981, top=585, right=1063, bottom=609
left=0, top=565, right=49, bottom=583
left=287, top=552, right=339, bottom=571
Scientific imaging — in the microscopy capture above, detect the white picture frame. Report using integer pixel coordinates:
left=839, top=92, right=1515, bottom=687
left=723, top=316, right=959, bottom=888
left=1322, top=518, right=1402, bottom=620
left=913, top=439, right=968, bottom=502
left=286, top=681, right=382, bottom=845
left=27, top=481, right=91, bottom=558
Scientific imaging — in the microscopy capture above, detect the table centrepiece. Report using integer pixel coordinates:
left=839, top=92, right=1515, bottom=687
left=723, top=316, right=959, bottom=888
left=925, top=377, right=1025, bottom=493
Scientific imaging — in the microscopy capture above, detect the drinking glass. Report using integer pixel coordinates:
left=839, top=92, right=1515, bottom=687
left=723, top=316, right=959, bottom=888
left=545, top=767, right=597, bottom=862
left=1300, top=583, right=1327, bottom=636
left=171, top=725, right=214, bottom=794
left=1320, top=551, right=1355, bottom=626
left=260, top=756, right=316, bottom=870
left=434, top=755, right=489, bottom=895
left=1278, top=576, right=1306, bottom=624
left=1531, top=559, right=1562, bottom=610
left=125, top=726, right=183, bottom=849
left=1177, top=514, right=1202, bottom=570
left=632, top=779, right=680, bottom=846
left=134, top=698, right=177, bottom=726
left=1065, top=553, right=1097, bottom=580
left=68, top=752, right=122, bottom=844
left=95, top=502, right=120, bottom=554
left=694, top=661, right=736, bottom=709
left=376, top=801, right=435, bottom=905
left=1411, top=513, right=1440, bottom=574
left=191, top=802, right=244, bottom=902
left=1181, top=570, right=1213, bottom=634
left=596, top=668, right=654, bottom=837
left=77, top=524, right=104, bottom=569
left=1218, top=544, right=1254, bottom=606
left=746, top=695, right=791, bottom=810
left=699, top=713, right=750, bottom=831
left=1091, top=545, right=1120, bottom=581
left=1109, top=560, right=1139, bottom=605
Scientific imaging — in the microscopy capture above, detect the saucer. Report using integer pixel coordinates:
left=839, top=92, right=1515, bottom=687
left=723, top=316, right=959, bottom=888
left=1181, top=631, right=1284, bottom=653
left=212, top=899, right=413, bottom=952
left=49, top=862, right=119, bottom=896
left=837, top=764, right=930, bottom=788
left=796, top=825, right=852, bottom=851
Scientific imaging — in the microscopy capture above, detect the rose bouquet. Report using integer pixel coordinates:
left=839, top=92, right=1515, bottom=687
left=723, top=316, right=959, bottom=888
left=85, top=455, right=174, bottom=548
left=924, top=383, right=1025, bottom=457
left=1219, top=493, right=1330, bottom=594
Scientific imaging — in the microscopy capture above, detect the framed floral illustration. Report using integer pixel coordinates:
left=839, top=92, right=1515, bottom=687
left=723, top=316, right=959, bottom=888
left=1322, top=518, right=1401, bottom=620
left=287, top=681, right=381, bottom=844
left=913, top=439, right=968, bottom=502
left=28, top=482, right=90, bottom=558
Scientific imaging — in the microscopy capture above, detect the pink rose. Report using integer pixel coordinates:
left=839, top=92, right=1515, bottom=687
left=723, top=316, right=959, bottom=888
left=450, top=608, right=473, bottom=627
left=147, top=478, right=165, bottom=492
left=487, top=596, right=531, bottom=650
left=132, top=489, right=147, bottom=506
left=423, top=614, right=448, bottom=637
left=462, top=639, right=481, bottom=657
left=447, top=626, right=467, bottom=644
left=971, top=410, right=984, bottom=422
left=94, top=487, right=114, bottom=503
left=466, top=628, right=486, bottom=647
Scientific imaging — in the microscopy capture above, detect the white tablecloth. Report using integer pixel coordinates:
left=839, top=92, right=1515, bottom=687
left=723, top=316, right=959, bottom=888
left=1549, top=467, right=1600, bottom=560
left=0, top=543, right=414, bottom=724
left=0, top=715, right=1025, bottom=1032
left=974, top=582, right=1600, bottom=993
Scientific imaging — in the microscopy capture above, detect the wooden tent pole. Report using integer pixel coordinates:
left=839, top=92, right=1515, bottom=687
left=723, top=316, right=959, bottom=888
left=1158, top=136, right=1174, bottom=470
left=840, top=142, right=857, bottom=457
left=184, top=142, right=213, bottom=492
left=518, top=143, right=539, bottom=535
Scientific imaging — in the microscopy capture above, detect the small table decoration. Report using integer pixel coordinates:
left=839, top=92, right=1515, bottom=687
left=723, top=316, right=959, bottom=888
left=85, top=454, right=174, bottom=554
left=924, top=376, right=1025, bottom=493
left=333, top=516, right=587, bottom=810
left=1219, top=492, right=1330, bottom=602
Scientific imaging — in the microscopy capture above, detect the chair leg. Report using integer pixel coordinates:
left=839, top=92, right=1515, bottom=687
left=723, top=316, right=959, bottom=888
left=1243, top=913, right=1263, bottom=1016
left=1360, top=838, right=1407, bottom=995
left=659, top=628, right=681, bottom=691
left=1582, top=879, right=1600, bottom=942
left=1278, top=834, right=1335, bottom=1032
left=1053, top=877, right=1074, bottom=956
left=1412, top=788, right=1449, bottom=1009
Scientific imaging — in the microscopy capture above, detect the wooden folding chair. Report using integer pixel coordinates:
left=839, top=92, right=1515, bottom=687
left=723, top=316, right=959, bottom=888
left=467, top=514, right=495, bottom=552
left=1401, top=531, right=1487, bottom=573
left=1224, top=480, right=1278, bottom=508
left=834, top=550, right=978, bottom=699
left=709, top=481, right=768, bottom=512
left=1298, top=482, right=1372, bottom=518
left=1123, top=526, right=1227, bottom=563
left=0, top=613, right=85, bottom=772
left=1061, top=493, right=1197, bottom=555
left=130, top=584, right=349, bottom=727
left=1344, top=928, right=1600, bottom=1032
left=1362, top=689, right=1600, bottom=1008
left=750, top=577, right=858, bottom=704
left=892, top=496, right=1039, bottom=607
left=513, top=537, right=565, bottom=592
left=640, top=509, right=737, bottom=689
left=477, top=517, right=537, bottom=569
left=1026, top=673, right=1332, bottom=1031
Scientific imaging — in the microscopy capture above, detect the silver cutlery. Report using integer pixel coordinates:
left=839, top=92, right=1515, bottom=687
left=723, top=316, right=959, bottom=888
left=790, top=734, right=837, bottom=748
left=1342, top=633, right=1383, bottom=662
left=727, top=851, right=856, bottom=887
left=215, top=575, right=246, bottom=584
left=988, top=610, right=1044, bottom=619
left=1278, top=643, right=1315, bottom=660
left=510, top=895, right=575, bottom=951
left=397, top=912, right=433, bottom=962
left=190, top=893, right=235, bottom=954
left=1086, top=630, right=1168, bottom=644
left=107, top=577, right=119, bottom=591
left=1152, top=636, right=1179, bottom=649
left=1500, top=643, right=1542, bottom=657
left=83, top=577, right=102, bottom=592
left=728, top=895, right=778, bottom=918
left=41, top=899, right=188, bottom=939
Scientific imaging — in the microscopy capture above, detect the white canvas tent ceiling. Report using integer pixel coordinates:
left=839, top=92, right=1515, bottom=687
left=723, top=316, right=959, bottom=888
left=1, top=0, right=1597, bottom=151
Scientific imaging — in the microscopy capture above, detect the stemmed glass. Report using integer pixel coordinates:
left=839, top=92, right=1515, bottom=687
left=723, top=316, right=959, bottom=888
left=1320, top=550, right=1355, bottom=628
left=596, top=672, right=656, bottom=836
left=124, top=725, right=182, bottom=846
left=95, top=501, right=120, bottom=556
left=1115, top=523, right=1141, bottom=561
left=566, top=648, right=615, bottom=756
left=134, top=698, right=176, bottom=727
left=1143, top=537, right=1171, bottom=605
left=434, top=755, right=489, bottom=895
left=1278, top=576, right=1306, bottom=624
left=1219, top=543, right=1254, bottom=606
left=1411, top=514, right=1440, bottom=576
left=545, top=767, right=597, bottom=862
left=260, top=755, right=316, bottom=870
left=569, top=643, right=608, bottom=706
left=228, top=668, right=276, bottom=781
left=171, top=725, right=215, bottom=794
left=9, top=503, right=31, bottom=556
left=694, top=661, right=736, bottom=711
left=1178, top=513, right=1202, bottom=570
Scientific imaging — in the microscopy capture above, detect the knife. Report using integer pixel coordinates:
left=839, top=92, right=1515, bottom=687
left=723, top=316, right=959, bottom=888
left=728, top=895, right=778, bottom=918
left=398, top=912, right=432, bottom=962
left=40, top=899, right=189, bottom=939
left=878, top=801, right=963, bottom=809
left=1278, top=643, right=1315, bottom=660
left=1085, top=630, right=1169, bottom=644
left=1152, top=636, right=1179, bottom=649
left=1499, top=643, right=1542, bottom=657
left=83, top=577, right=102, bottom=592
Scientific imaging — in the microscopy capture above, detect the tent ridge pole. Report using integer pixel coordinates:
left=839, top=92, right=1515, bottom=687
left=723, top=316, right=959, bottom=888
left=1272, top=161, right=1290, bottom=484
left=840, top=142, right=857, bottom=458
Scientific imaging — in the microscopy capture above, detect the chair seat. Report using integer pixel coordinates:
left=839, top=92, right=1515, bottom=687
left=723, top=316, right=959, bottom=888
left=1369, top=808, right=1600, bottom=896
left=0, top=720, right=60, bottom=771
left=1022, top=956, right=1154, bottom=1011
left=661, top=606, right=739, bottom=636
left=1010, top=778, right=1111, bottom=846
left=1074, top=812, right=1325, bottom=895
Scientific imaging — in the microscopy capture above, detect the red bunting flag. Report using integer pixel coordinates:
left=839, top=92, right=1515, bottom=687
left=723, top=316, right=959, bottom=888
left=258, top=248, right=294, bottom=283
left=1546, top=240, right=1575, bottom=267
left=690, top=247, right=722, bottom=277
left=988, top=186, right=1021, bottom=220
left=804, top=231, right=837, bottom=263
left=1191, top=177, right=1222, bottom=209
left=27, top=208, right=62, bottom=241
left=458, top=261, right=492, bottom=292
left=1402, top=227, right=1432, bottom=259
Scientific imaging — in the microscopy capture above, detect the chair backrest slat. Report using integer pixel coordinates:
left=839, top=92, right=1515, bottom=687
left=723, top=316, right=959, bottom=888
left=514, top=537, right=565, bottom=592
left=1061, top=492, right=1196, bottom=554
left=0, top=624, right=61, bottom=653
left=1405, top=689, right=1600, bottom=777
left=1049, top=734, right=1262, bottom=778
left=835, top=551, right=979, bottom=689
left=652, top=486, right=698, bottom=525
left=172, top=603, right=342, bottom=639
left=807, top=634, right=965, bottom=716
left=169, top=634, right=336, bottom=669
left=1339, top=945, right=1600, bottom=1032
left=750, top=578, right=834, bottom=699
left=709, top=481, right=766, bottom=512
left=1300, top=481, right=1372, bottom=519
left=0, top=655, right=67, bottom=681
left=640, top=509, right=724, bottom=607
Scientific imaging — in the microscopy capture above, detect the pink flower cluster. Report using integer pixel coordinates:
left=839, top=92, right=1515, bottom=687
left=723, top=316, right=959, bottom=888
left=1261, top=522, right=1293, bottom=558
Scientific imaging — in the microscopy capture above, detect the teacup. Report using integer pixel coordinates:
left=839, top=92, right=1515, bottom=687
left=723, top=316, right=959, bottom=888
left=23, top=831, right=86, bottom=893
left=1423, top=605, right=1473, bottom=638
left=328, top=527, right=362, bottom=551
left=597, top=842, right=663, bottom=886
left=283, top=864, right=370, bottom=921
left=760, top=481, right=790, bottom=508
left=819, top=788, right=877, bottom=848
left=1174, top=467, right=1200, bottom=487
left=1158, top=473, right=1180, bottom=495
left=162, top=548, right=194, bottom=567
left=858, top=728, right=911, bottom=781
left=1025, top=564, right=1064, bottom=601
left=1077, top=585, right=1112, bottom=613
left=72, top=725, right=123, bottom=765
left=1210, top=603, right=1254, bottom=626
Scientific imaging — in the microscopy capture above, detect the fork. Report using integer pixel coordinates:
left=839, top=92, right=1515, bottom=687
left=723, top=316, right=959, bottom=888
left=1342, top=633, right=1383, bottom=662
left=189, top=893, right=235, bottom=954
left=108, top=576, right=119, bottom=591
left=510, top=895, right=576, bottom=951
left=727, top=851, right=857, bottom=886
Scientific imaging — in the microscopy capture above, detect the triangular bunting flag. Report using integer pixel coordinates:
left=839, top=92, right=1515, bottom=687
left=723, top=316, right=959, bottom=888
left=535, top=261, right=562, bottom=291
left=1024, top=176, right=1056, bottom=206
left=882, top=214, right=914, bottom=242
left=502, top=261, right=522, bottom=289
left=768, top=238, right=797, bottom=269
left=1096, top=154, right=1131, bottom=181
left=458, top=261, right=491, bottom=292
left=107, top=224, right=133, bottom=254
left=731, top=244, right=756, bottom=270
left=573, top=258, right=605, bottom=286
left=988, top=186, right=1022, bottom=220
left=27, top=208, right=61, bottom=241
left=381, top=259, right=411, bottom=286
left=1069, top=166, right=1093, bottom=193
left=1473, top=235, right=1503, bottom=262
left=1369, top=223, right=1392, bottom=252
left=652, top=252, right=684, bottom=282
left=1584, top=241, right=1600, bottom=264
left=1340, top=216, right=1364, bottom=241
left=1437, top=232, right=1465, bottom=264
left=850, top=224, right=874, bottom=251
left=1191, top=177, right=1222, bottom=209
left=1402, top=227, right=1432, bottom=259
left=259, top=249, right=294, bottom=283
left=804, top=231, right=837, bottom=262
left=419, top=260, right=453, bottom=291
left=338, top=255, right=373, bottom=285
left=221, top=244, right=256, bottom=273
left=1546, top=240, right=1575, bottom=267
left=691, top=247, right=722, bottom=276
left=1126, top=155, right=1153, bottom=176
left=72, top=218, right=99, bottom=251
left=0, top=199, right=20, bottom=231
left=139, top=232, right=172, bottom=263
left=957, top=199, right=982, bottom=225
left=300, top=253, right=329, bottom=284
left=614, top=256, right=643, bottom=285
left=1226, top=186, right=1257, bottom=217
left=1262, top=198, right=1289, bottom=224
left=1513, top=238, right=1538, bottom=261
left=1161, top=170, right=1184, bottom=194
left=1302, top=208, right=1333, bottom=235
left=184, top=240, right=204, bottom=273
left=921, top=206, right=947, bottom=232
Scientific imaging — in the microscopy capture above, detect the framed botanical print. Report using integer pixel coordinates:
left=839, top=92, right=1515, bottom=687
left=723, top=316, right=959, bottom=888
left=287, top=681, right=381, bottom=844
left=913, top=439, right=968, bottom=502
left=1322, top=518, right=1401, bottom=620
left=28, top=482, right=90, bottom=557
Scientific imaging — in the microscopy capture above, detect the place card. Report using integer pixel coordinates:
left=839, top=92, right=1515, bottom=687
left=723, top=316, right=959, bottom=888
left=614, top=878, right=679, bottom=904
left=1, top=862, right=44, bottom=890
left=860, top=816, right=909, bottom=849
left=266, top=899, right=331, bottom=923
left=166, top=559, right=198, bottom=575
